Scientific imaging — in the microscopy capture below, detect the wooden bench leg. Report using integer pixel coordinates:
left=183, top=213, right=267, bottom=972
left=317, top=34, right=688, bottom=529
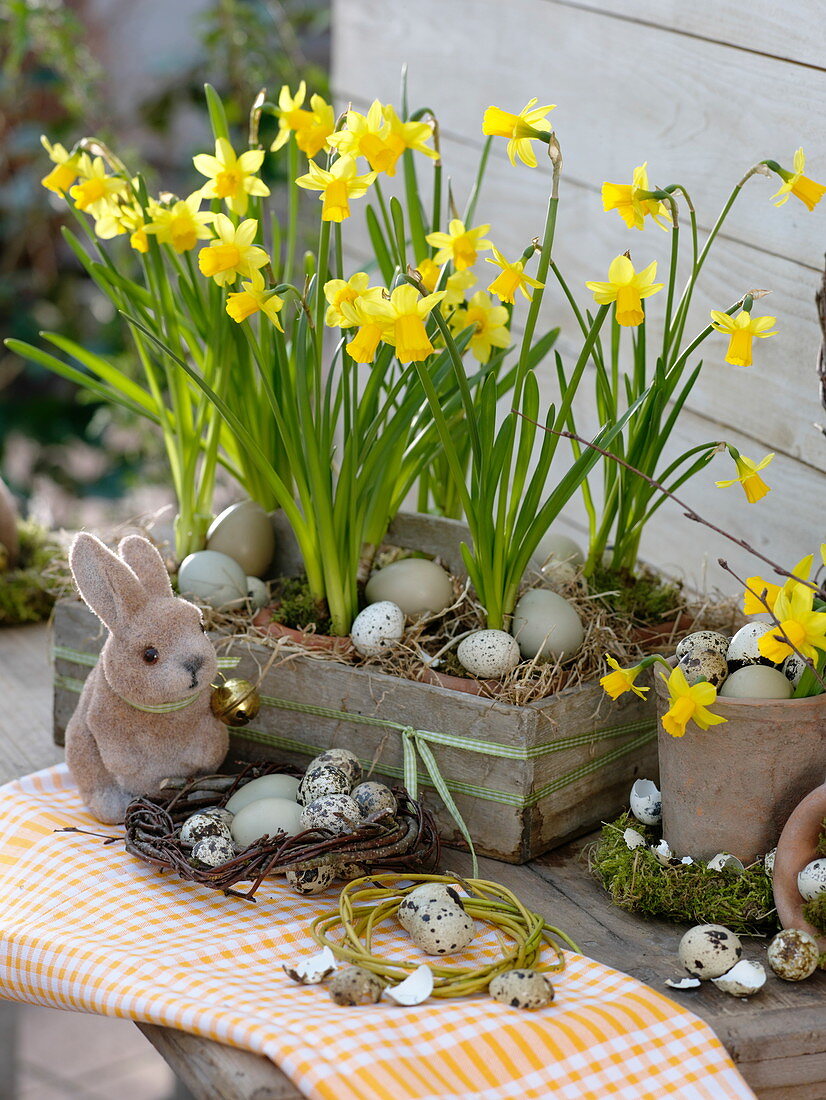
left=0, top=999, right=19, bottom=1100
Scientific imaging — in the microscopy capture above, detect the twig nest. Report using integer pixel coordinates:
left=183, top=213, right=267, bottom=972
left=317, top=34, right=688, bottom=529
left=726, top=622, right=778, bottom=670
left=350, top=601, right=405, bottom=656
left=398, top=886, right=475, bottom=955
left=797, top=858, right=826, bottom=901
left=767, top=929, right=820, bottom=981
left=678, top=648, right=728, bottom=690
left=225, top=773, right=300, bottom=814
left=457, top=630, right=520, bottom=678
left=719, top=665, right=792, bottom=699
left=676, top=631, right=729, bottom=662
left=335, top=861, right=369, bottom=881
left=307, top=748, right=362, bottom=787
left=178, top=549, right=248, bottom=608
left=678, top=924, right=742, bottom=979
left=230, top=797, right=302, bottom=848
left=297, top=764, right=351, bottom=806
left=206, top=500, right=275, bottom=578
left=711, top=960, right=766, bottom=997
left=285, top=864, right=337, bottom=895
left=190, top=834, right=236, bottom=868
left=179, top=812, right=233, bottom=848
left=489, top=969, right=555, bottom=1010
left=629, top=778, right=661, bottom=825
left=328, top=966, right=383, bottom=1006
left=512, top=588, right=584, bottom=660
left=364, top=558, right=453, bottom=616
left=352, top=781, right=397, bottom=819
left=300, top=793, right=364, bottom=835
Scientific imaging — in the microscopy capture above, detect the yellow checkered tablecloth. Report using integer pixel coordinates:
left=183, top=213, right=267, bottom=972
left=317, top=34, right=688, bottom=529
left=0, top=765, right=755, bottom=1100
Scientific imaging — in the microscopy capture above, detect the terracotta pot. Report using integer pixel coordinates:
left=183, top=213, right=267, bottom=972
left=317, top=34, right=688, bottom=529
left=252, top=609, right=352, bottom=655
left=417, top=666, right=499, bottom=696
left=0, top=476, right=19, bottom=568
left=773, top=782, right=826, bottom=950
left=655, top=669, right=826, bottom=862
left=631, top=612, right=695, bottom=647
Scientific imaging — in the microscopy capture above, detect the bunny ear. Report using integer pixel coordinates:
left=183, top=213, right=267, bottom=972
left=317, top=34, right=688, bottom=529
left=69, top=532, right=146, bottom=633
left=117, top=535, right=174, bottom=600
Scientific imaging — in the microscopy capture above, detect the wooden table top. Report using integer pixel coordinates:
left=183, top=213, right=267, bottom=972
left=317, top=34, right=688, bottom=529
left=2, top=621, right=824, bottom=1100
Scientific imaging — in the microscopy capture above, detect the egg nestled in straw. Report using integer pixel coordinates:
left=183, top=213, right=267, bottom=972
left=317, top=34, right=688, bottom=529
left=456, top=630, right=520, bottom=678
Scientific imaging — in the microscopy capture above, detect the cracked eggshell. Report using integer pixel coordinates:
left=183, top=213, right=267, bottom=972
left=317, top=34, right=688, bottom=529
left=489, top=969, right=555, bottom=1010
left=664, top=977, right=701, bottom=990
left=384, top=965, right=434, bottom=1006
left=307, top=748, right=362, bottom=787
left=206, top=500, right=275, bottom=577
left=350, top=601, right=405, bottom=657
left=329, top=967, right=383, bottom=1005
left=300, top=793, right=363, bottom=835
left=225, top=773, right=300, bottom=814
left=651, top=839, right=673, bottom=866
left=351, top=781, right=397, bottom=819
left=712, top=960, right=766, bottom=997
left=230, top=797, right=303, bottom=848
left=297, top=764, right=351, bottom=806
left=177, top=550, right=248, bottom=609
left=726, top=622, right=779, bottom=670
left=677, top=648, right=729, bottom=690
left=364, top=558, right=453, bottom=617
left=179, top=813, right=233, bottom=848
left=764, top=848, right=776, bottom=876
left=676, top=631, right=729, bottom=662
left=624, top=828, right=647, bottom=850
left=402, top=900, right=475, bottom=956
left=285, top=864, right=337, bottom=895
left=707, top=852, right=745, bottom=872
left=457, top=630, right=521, bottom=678
left=629, top=778, right=662, bottom=825
left=190, top=834, right=236, bottom=868
left=767, top=929, right=820, bottom=981
left=678, top=924, right=742, bottom=979
left=719, top=665, right=792, bottom=699
left=511, top=588, right=585, bottom=660
left=797, top=858, right=826, bottom=901
left=282, top=946, right=337, bottom=985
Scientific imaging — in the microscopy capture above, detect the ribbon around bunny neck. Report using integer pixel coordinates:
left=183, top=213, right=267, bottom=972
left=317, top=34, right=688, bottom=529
left=107, top=685, right=208, bottom=714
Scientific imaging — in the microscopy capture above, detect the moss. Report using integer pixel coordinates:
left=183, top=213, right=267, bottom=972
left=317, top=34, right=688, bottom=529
left=803, top=894, right=826, bottom=934
left=592, top=813, right=778, bottom=937
left=0, top=520, right=65, bottom=626
left=590, top=564, right=684, bottom=625
left=265, top=573, right=333, bottom=635
left=439, top=650, right=474, bottom=679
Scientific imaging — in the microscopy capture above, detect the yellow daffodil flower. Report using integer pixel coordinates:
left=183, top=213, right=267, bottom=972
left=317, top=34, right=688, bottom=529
left=144, top=193, right=214, bottom=253
left=425, top=219, right=493, bottom=271
left=585, top=255, right=663, bottom=327
left=193, top=138, right=270, bottom=217
left=714, top=448, right=774, bottom=504
left=601, top=162, right=671, bottom=231
left=441, top=269, right=477, bottom=312
left=758, top=582, right=826, bottom=664
left=599, top=656, right=650, bottom=701
left=323, top=273, right=385, bottom=328
left=359, top=284, right=445, bottom=364
left=295, top=155, right=376, bottom=222
left=383, top=103, right=439, bottom=164
left=743, top=555, right=813, bottom=615
left=329, top=101, right=400, bottom=175
left=485, top=245, right=544, bottom=303
left=115, top=204, right=149, bottom=253
left=415, top=258, right=441, bottom=293
left=270, top=83, right=335, bottom=159
left=225, top=270, right=284, bottom=329
left=40, top=137, right=83, bottom=194
left=450, top=291, right=511, bottom=364
left=69, top=156, right=127, bottom=218
left=770, top=148, right=826, bottom=211
left=340, top=298, right=393, bottom=364
left=660, top=666, right=726, bottom=738
left=482, top=98, right=555, bottom=168
left=709, top=309, right=777, bottom=367
left=197, top=214, right=269, bottom=287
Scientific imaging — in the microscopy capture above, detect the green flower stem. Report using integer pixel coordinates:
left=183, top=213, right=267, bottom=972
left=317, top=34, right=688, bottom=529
left=284, top=138, right=299, bottom=284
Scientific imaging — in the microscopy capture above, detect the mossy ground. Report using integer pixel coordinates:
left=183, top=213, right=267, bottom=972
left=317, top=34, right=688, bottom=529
left=592, top=812, right=778, bottom=937
left=0, top=521, right=65, bottom=625
left=266, top=573, right=334, bottom=636
left=590, top=564, right=684, bottom=625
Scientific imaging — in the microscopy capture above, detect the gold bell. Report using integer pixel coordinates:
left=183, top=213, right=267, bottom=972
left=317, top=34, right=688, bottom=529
left=210, top=678, right=261, bottom=727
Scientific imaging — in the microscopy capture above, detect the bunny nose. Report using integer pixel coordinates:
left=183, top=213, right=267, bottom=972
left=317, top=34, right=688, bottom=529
left=182, top=654, right=205, bottom=687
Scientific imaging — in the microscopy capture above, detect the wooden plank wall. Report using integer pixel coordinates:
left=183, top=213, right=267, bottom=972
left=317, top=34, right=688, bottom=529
left=330, top=0, right=826, bottom=593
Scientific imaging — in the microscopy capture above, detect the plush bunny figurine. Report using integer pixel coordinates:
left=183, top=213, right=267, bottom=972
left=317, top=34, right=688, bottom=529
left=65, top=532, right=229, bottom=823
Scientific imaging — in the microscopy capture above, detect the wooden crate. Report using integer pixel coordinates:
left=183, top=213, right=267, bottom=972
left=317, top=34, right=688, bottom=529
left=52, top=513, right=658, bottom=863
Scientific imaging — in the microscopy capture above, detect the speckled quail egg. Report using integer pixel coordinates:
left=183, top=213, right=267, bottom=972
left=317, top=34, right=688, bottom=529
left=179, top=812, right=233, bottom=848
left=719, top=665, right=792, bottom=699
left=285, top=864, right=337, bottom=895
left=678, top=648, right=729, bottom=689
left=190, top=834, right=236, bottom=868
left=797, top=858, right=826, bottom=901
left=230, top=797, right=303, bottom=848
left=456, top=629, right=521, bottom=678
left=726, top=622, right=779, bottom=670
left=206, top=500, right=275, bottom=578
left=783, top=653, right=807, bottom=689
left=767, top=928, right=820, bottom=981
left=300, top=793, right=364, bottom=835
left=307, top=748, right=362, bottom=787
left=200, top=806, right=235, bottom=828
left=711, top=960, right=766, bottom=997
left=364, top=558, right=454, bottom=617
left=511, top=588, right=585, bottom=660
left=629, top=778, right=662, bottom=825
left=297, top=764, right=351, bottom=806
left=334, top=861, right=369, bottom=881
left=350, top=601, right=405, bottom=657
left=489, top=969, right=555, bottom=1010
left=351, top=781, right=397, bottom=819
left=678, top=924, right=742, bottom=979
left=177, top=549, right=248, bottom=609
left=398, top=884, right=466, bottom=932
left=764, top=848, right=776, bottom=876
left=328, top=966, right=383, bottom=1005
left=402, top=899, right=476, bottom=956
left=676, top=631, right=729, bottom=662
left=225, top=773, right=300, bottom=814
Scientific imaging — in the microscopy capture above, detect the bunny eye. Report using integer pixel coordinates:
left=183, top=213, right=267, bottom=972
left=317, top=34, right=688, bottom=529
left=143, top=647, right=160, bottom=665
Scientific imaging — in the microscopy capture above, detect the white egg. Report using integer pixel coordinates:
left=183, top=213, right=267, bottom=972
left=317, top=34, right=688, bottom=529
left=718, top=665, right=792, bottom=699
left=177, top=550, right=248, bottom=609
left=783, top=653, right=807, bottom=689
left=244, top=576, right=269, bottom=611
left=230, top=797, right=303, bottom=848
left=797, top=858, right=826, bottom=901
left=206, top=500, right=275, bottom=577
left=511, top=588, right=585, bottom=660
left=726, top=622, right=778, bottom=669
left=225, top=773, right=300, bottom=814
left=364, top=558, right=453, bottom=616
left=456, top=630, right=521, bottom=678
left=537, top=532, right=585, bottom=568
left=350, top=601, right=405, bottom=656
left=629, top=778, right=662, bottom=825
